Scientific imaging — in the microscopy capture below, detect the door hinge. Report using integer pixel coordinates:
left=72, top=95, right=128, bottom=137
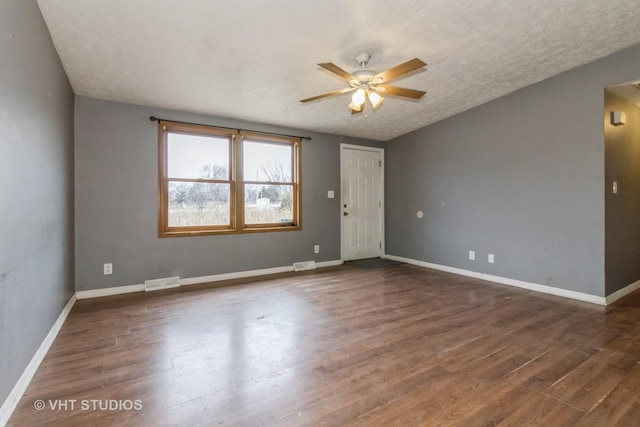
left=379, top=160, right=382, bottom=167
left=379, top=242, right=382, bottom=249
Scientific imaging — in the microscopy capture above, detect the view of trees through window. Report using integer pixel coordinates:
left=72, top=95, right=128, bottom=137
left=243, top=140, right=294, bottom=225
left=168, top=179, right=230, bottom=226
left=166, top=133, right=231, bottom=228
left=167, top=162, right=293, bottom=226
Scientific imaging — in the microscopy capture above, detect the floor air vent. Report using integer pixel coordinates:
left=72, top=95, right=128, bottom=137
left=145, top=276, right=180, bottom=292
left=293, top=261, right=316, bottom=272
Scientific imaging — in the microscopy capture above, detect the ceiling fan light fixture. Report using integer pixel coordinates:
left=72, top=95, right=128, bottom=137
left=352, top=88, right=366, bottom=107
left=368, top=91, right=383, bottom=109
left=348, top=101, right=363, bottom=112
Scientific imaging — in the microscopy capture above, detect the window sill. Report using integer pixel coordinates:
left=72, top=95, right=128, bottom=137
left=159, top=225, right=301, bottom=238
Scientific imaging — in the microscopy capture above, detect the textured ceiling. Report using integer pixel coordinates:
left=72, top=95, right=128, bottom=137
left=37, top=0, right=640, bottom=141
left=608, top=81, right=640, bottom=107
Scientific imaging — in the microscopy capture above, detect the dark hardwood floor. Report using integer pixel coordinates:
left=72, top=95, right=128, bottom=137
left=8, top=263, right=640, bottom=426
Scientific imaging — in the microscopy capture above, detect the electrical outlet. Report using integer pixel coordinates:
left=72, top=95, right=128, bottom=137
left=314, top=245, right=320, bottom=254
left=469, top=250, right=475, bottom=261
left=488, top=254, right=495, bottom=264
left=103, top=263, right=113, bottom=275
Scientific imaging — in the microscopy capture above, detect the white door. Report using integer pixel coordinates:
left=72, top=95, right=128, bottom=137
left=341, top=145, right=384, bottom=261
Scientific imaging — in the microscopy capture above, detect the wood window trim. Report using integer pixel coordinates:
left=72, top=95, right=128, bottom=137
left=158, top=120, right=301, bottom=237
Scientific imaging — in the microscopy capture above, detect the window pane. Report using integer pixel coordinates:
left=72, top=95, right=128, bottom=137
left=243, top=141, right=292, bottom=182
left=168, top=182, right=230, bottom=226
left=168, top=133, right=229, bottom=179
left=244, top=184, right=293, bottom=224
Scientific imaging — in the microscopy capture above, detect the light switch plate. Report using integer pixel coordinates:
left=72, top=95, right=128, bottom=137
left=328, top=190, right=335, bottom=199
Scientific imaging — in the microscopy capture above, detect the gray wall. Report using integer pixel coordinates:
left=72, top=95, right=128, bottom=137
left=386, top=44, right=640, bottom=297
left=74, top=96, right=382, bottom=291
left=0, top=0, right=75, bottom=407
left=605, top=91, right=640, bottom=295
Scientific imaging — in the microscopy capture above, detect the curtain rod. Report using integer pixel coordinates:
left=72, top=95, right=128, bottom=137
left=149, top=116, right=312, bottom=141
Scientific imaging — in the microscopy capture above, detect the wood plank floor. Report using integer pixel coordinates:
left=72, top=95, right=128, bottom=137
left=8, top=263, right=640, bottom=426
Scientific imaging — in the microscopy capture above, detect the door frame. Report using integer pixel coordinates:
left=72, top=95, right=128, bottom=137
left=340, top=143, right=385, bottom=261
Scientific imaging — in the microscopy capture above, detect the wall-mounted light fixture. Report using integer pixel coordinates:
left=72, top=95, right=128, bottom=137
left=610, top=111, right=626, bottom=126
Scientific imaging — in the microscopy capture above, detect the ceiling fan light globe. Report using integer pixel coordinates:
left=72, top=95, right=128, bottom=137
left=348, top=101, right=363, bottom=112
left=352, top=88, right=366, bottom=107
left=368, top=91, right=383, bottom=108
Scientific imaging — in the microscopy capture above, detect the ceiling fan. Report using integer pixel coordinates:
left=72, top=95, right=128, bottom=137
left=300, top=52, right=427, bottom=115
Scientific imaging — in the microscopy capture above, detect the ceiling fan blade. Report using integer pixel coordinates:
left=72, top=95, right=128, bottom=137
left=376, top=84, right=426, bottom=99
left=374, top=58, right=426, bottom=84
left=351, top=108, right=362, bottom=115
left=300, top=87, right=355, bottom=103
left=318, top=63, right=357, bottom=82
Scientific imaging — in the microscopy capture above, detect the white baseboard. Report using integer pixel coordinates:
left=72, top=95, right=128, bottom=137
left=384, top=254, right=606, bottom=306
left=314, top=260, right=345, bottom=269
left=76, top=260, right=345, bottom=298
left=180, top=266, right=292, bottom=286
left=0, top=294, right=76, bottom=426
left=75, top=283, right=144, bottom=300
left=605, top=279, right=640, bottom=305
left=182, top=259, right=344, bottom=286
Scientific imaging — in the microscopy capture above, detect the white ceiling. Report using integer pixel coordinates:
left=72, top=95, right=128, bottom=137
left=37, top=0, right=640, bottom=141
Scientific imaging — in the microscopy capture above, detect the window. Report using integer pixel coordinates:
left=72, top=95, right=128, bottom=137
left=158, top=121, right=301, bottom=237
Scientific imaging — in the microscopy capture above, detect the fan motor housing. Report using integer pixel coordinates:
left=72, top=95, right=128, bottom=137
left=352, top=69, right=378, bottom=83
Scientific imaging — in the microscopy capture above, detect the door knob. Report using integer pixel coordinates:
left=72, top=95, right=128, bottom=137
left=343, top=212, right=349, bottom=216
